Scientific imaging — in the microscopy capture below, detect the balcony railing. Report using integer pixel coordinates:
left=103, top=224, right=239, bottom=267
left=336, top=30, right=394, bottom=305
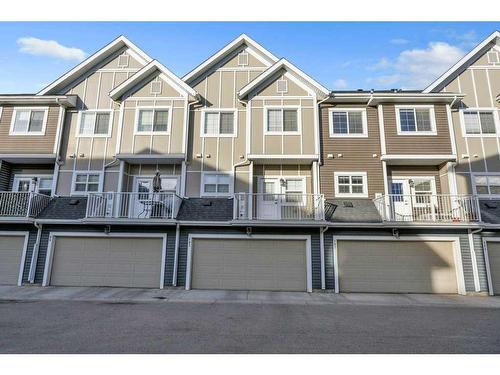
left=373, top=194, right=481, bottom=223
left=0, top=192, right=52, bottom=218
left=86, top=192, right=182, bottom=220
left=234, top=193, right=325, bottom=221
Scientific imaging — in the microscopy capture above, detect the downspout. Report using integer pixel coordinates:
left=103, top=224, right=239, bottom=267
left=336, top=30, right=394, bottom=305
left=28, top=221, right=42, bottom=283
left=172, top=223, right=181, bottom=286
left=181, top=96, right=201, bottom=197
left=319, top=226, right=328, bottom=290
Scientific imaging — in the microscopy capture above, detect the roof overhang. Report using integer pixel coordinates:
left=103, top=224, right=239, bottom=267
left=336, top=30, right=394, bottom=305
left=0, top=95, right=77, bottom=107
left=247, top=154, right=319, bottom=165
left=0, top=154, right=57, bottom=164
left=325, top=92, right=464, bottom=105
left=116, top=153, right=185, bottom=164
left=381, top=154, right=457, bottom=165
left=110, top=60, right=198, bottom=101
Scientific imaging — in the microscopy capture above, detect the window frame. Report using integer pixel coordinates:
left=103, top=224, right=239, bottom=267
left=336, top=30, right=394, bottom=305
left=263, top=106, right=301, bottom=135
left=334, top=171, right=368, bottom=198
left=12, top=174, right=53, bottom=195
left=76, top=109, right=113, bottom=138
left=9, top=107, right=49, bottom=136
left=472, top=173, right=500, bottom=197
left=134, top=106, right=172, bottom=135
left=200, top=108, right=238, bottom=137
left=328, top=107, right=368, bottom=138
left=70, top=171, right=104, bottom=196
left=459, top=108, right=499, bottom=137
left=200, top=172, right=233, bottom=197
left=395, top=105, right=437, bottom=136
left=237, top=51, right=249, bottom=66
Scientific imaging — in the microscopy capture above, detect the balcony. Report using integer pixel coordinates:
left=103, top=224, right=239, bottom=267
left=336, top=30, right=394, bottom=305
left=0, top=192, right=52, bottom=218
left=86, top=192, right=182, bottom=220
left=234, top=193, right=325, bottom=221
left=373, top=194, right=481, bottom=223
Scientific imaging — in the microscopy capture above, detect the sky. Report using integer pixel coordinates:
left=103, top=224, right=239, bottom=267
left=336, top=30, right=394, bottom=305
left=0, top=22, right=499, bottom=93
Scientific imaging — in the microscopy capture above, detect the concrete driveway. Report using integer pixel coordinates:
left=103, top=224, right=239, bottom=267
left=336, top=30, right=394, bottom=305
left=1, top=286, right=500, bottom=353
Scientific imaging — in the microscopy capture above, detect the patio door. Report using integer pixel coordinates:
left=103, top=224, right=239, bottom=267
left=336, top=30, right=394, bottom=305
left=257, top=178, right=280, bottom=220
left=390, top=177, right=436, bottom=221
left=133, top=178, right=153, bottom=218
left=132, top=177, right=179, bottom=218
left=13, top=175, right=53, bottom=195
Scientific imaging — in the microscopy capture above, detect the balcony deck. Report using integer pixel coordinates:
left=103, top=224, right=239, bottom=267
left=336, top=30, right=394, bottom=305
left=0, top=192, right=51, bottom=219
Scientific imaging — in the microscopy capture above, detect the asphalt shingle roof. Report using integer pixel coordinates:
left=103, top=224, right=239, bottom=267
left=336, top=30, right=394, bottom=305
left=37, top=196, right=88, bottom=220
left=479, top=200, right=500, bottom=225
left=176, top=197, right=233, bottom=221
left=325, top=198, right=382, bottom=223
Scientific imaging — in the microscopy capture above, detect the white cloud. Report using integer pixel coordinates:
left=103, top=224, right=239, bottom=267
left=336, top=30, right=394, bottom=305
left=332, top=79, right=348, bottom=89
left=390, top=38, right=409, bottom=45
left=17, top=37, right=87, bottom=62
left=367, top=42, right=465, bottom=89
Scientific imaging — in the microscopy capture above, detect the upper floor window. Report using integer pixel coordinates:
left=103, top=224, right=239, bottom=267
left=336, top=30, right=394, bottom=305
left=473, top=175, right=500, bottom=196
left=461, top=110, right=497, bottom=136
left=78, top=110, right=112, bottom=137
left=265, top=107, right=299, bottom=134
left=396, top=105, right=436, bottom=135
left=334, top=172, right=368, bottom=198
left=201, top=173, right=232, bottom=196
left=10, top=107, right=48, bottom=135
left=136, top=107, right=170, bottom=134
left=201, top=110, right=236, bottom=137
left=71, top=172, right=103, bottom=195
left=329, top=108, right=367, bottom=137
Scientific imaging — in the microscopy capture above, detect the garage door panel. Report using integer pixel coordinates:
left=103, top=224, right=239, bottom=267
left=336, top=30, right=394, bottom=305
left=486, top=242, right=500, bottom=294
left=338, top=240, right=458, bottom=294
left=0, top=235, right=26, bottom=285
left=191, top=238, right=307, bottom=292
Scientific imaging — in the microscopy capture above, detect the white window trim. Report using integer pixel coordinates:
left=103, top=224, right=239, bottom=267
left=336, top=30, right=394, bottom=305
left=117, top=53, right=130, bottom=68
left=9, top=107, right=49, bottom=136
left=70, top=171, right=104, bottom=196
left=76, top=109, right=113, bottom=138
left=134, top=106, right=172, bottom=136
left=200, top=108, right=238, bottom=138
left=334, top=171, right=368, bottom=198
left=263, top=105, right=302, bottom=135
left=459, top=108, right=499, bottom=138
left=395, top=105, right=437, bottom=136
left=487, top=51, right=500, bottom=64
left=276, top=79, right=288, bottom=94
left=237, top=51, right=249, bottom=66
left=150, top=80, right=162, bottom=95
left=200, top=172, right=233, bottom=197
left=12, top=174, right=53, bottom=193
left=328, top=107, right=368, bottom=138
left=471, top=172, right=500, bottom=198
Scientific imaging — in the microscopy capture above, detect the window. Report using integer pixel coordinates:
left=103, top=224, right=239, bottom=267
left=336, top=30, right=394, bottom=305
left=136, top=108, right=170, bottom=134
left=237, top=51, right=248, bottom=66
left=396, top=106, right=436, bottom=134
left=266, top=108, right=299, bottom=133
left=118, top=54, right=129, bottom=67
left=10, top=108, right=47, bottom=135
left=72, top=172, right=102, bottom=195
left=474, top=175, right=500, bottom=196
left=284, top=179, right=304, bottom=204
left=412, top=178, right=433, bottom=206
left=78, top=111, right=112, bottom=136
left=277, top=79, right=288, bottom=93
left=201, top=110, right=236, bottom=136
left=329, top=108, right=367, bottom=137
left=462, top=110, right=497, bottom=135
left=334, top=172, right=368, bottom=198
left=12, top=175, right=53, bottom=195
left=487, top=51, right=499, bottom=64
left=202, top=173, right=232, bottom=196
left=150, top=81, right=162, bottom=95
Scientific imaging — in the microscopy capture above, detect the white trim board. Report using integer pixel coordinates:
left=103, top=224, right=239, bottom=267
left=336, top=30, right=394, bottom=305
left=185, top=234, right=313, bottom=292
left=42, top=232, right=167, bottom=289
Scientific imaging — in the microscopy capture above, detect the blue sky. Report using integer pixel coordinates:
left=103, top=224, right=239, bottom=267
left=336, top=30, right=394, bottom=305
left=0, top=22, right=499, bottom=93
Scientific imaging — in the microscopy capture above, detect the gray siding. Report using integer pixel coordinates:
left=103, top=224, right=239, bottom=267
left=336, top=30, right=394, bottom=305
left=0, top=161, right=12, bottom=191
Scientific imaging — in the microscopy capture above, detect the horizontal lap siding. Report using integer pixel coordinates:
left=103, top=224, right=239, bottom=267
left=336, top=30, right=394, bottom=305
left=319, top=104, right=384, bottom=199
left=384, top=104, right=453, bottom=155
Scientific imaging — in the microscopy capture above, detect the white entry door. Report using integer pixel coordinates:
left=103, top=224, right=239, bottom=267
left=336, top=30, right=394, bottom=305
left=390, top=179, right=413, bottom=220
left=133, top=178, right=153, bottom=218
left=257, top=178, right=280, bottom=220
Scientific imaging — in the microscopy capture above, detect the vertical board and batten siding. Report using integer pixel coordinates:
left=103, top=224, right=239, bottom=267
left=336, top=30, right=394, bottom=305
left=0, top=224, right=38, bottom=284
left=319, top=104, right=384, bottom=199
left=0, top=105, right=61, bottom=154
left=176, top=226, right=322, bottom=289
left=32, top=225, right=176, bottom=286
left=383, top=104, right=453, bottom=155
left=323, top=228, right=483, bottom=293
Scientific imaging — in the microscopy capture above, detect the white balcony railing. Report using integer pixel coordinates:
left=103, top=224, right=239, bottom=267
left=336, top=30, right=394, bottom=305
left=234, top=193, right=325, bottom=221
left=373, top=194, right=481, bottom=223
left=86, top=192, right=182, bottom=220
left=0, top=192, right=51, bottom=218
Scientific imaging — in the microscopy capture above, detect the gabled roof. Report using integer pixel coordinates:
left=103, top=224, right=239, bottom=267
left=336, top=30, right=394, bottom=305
left=38, top=35, right=153, bottom=95
left=238, top=58, right=329, bottom=99
left=424, top=31, right=500, bottom=93
left=109, top=60, right=198, bottom=100
left=182, top=34, right=278, bottom=84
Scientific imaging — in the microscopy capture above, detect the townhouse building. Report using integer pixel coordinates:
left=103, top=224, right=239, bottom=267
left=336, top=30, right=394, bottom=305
left=0, top=32, right=498, bottom=296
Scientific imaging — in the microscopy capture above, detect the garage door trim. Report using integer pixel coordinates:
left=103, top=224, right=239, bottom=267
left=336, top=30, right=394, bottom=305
left=42, top=232, right=167, bottom=289
left=332, top=235, right=466, bottom=295
left=482, top=237, right=500, bottom=296
left=0, top=231, right=29, bottom=286
left=186, top=234, right=312, bottom=292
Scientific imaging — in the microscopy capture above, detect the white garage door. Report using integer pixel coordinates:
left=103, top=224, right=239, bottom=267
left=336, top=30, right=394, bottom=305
left=0, top=234, right=27, bottom=285
left=337, top=240, right=459, bottom=294
left=47, top=236, right=164, bottom=288
left=190, top=238, right=309, bottom=292
left=485, top=242, right=500, bottom=295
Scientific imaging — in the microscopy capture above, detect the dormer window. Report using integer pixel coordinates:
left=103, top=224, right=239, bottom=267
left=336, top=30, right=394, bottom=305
left=487, top=51, right=499, bottom=64
left=277, top=79, right=288, bottom=93
left=150, top=81, right=162, bottom=95
left=237, top=51, right=248, bottom=66
left=118, top=54, right=130, bottom=68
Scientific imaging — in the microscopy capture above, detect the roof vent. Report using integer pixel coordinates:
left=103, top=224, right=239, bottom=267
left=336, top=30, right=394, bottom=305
left=69, top=199, right=80, bottom=206
left=342, top=201, right=354, bottom=208
left=485, top=201, right=498, bottom=209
